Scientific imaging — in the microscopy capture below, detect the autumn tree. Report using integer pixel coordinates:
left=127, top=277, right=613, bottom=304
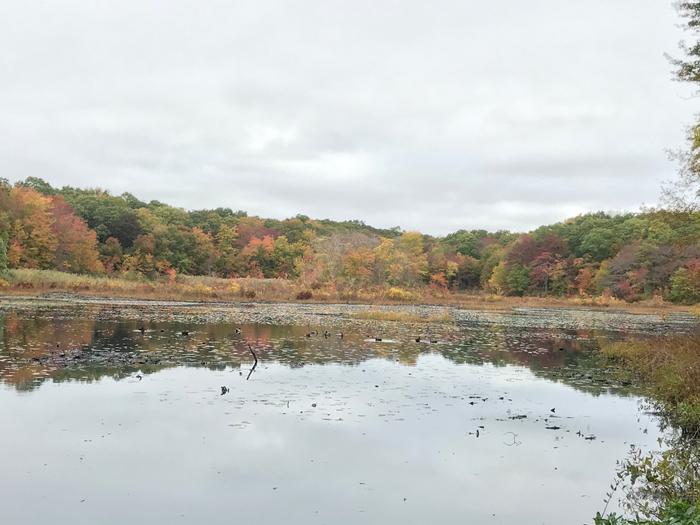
left=50, top=196, right=103, bottom=273
left=272, top=236, right=304, bottom=278
left=487, top=260, right=508, bottom=294
left=668, top=260, right=700, bottom=304
left=4, top=186, right=57, bottom=269
left=374, top=232, right=428, bottom=287
left=341, top=247, right=376, bottom=291
left=506, top=234, right=539, bottom=266
left=575, top=265, right=596, bottom=296
left=235, top=217, right=277, bottom=249
left=456, top=255, right=481, bottom=289
left=310, top=232, right=380, bottom=286
left=241, top=235, right=276, bottom=277
left=190, top=227, right=216, bottom=275
left=529, top=252, right=560, bottom=294
left=474, top=243, right=498, bottom=284
left=426, top=243, right=469, bottom=289
left=121, top=234, right=158, bottom=277
left=100, top=237, right=123, bottom=273
left=214, top=224, right=240, bottom=277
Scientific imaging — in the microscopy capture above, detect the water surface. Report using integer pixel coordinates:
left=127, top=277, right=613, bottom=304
left=1, top=299, right=695, bottom=524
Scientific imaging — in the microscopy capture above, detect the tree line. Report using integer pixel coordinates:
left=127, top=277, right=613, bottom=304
left=0, top=177, right=698, bottom=304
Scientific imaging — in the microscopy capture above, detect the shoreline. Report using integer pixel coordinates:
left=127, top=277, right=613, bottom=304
left=0, top=290, right=695, bottom=316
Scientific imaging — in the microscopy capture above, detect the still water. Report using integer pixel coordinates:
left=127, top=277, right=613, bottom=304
left=1, top=299, right=696, bottom=524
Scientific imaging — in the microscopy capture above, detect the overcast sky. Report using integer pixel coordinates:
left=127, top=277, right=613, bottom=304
left=0, top=1, right=696, bottom=234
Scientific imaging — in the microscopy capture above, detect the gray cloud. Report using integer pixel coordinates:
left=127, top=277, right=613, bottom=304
left=0, top=0, right=696, bottom=234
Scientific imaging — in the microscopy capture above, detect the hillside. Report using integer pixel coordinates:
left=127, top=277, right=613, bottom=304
left=1, top=177, right=699, bottom=304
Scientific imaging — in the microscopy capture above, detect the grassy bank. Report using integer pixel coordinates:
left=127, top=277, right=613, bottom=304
left=602, top=335, right=700, bottom=434
left=0, top=269, right=694, bottom=313
left=1, top=269, right=306, bottom=302
left=595, top=333, right=700, bottom=524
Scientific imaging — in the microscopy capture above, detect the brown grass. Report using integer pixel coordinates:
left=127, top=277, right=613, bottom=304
left=1, top=269, right=304, bottom=302
left=601, top=333, right=700, bottom=433
left=0, top=269, right=695, bottom=314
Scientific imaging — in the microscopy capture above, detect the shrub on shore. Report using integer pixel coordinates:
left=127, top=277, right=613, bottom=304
left=597, top=333, right=700, bottom=524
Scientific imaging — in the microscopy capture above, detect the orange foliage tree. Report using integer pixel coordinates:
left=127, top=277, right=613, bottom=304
left=4, top=186, right=57, bottom=269
left=50, top=196, right=103, bottom=273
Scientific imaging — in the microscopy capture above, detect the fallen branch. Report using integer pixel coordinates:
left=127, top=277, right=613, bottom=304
left=246, top=344, right=258, bottom=380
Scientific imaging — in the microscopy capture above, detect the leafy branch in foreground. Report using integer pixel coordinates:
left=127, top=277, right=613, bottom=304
left=664, top=1, right=700, bottom=211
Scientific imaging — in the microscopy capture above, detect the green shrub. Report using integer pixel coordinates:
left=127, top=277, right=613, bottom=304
left=594, top=502, right=700, bottom=524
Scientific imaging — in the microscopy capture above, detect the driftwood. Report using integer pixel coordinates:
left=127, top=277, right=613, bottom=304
left=246, top=344, right=258, bottom=380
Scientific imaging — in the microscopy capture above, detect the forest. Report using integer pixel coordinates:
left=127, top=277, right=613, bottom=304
left=1, top=176, right=699, bottom=304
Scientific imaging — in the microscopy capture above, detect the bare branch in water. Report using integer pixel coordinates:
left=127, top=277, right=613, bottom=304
left=246, top=344, right=258, bottom=380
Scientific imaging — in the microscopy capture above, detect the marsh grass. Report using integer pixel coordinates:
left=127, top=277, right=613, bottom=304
left=352, top=309, right=452, bottom=323
left=2, top=269, right=303, bottom=302
left=7, top=269, right=154, bottom=292
left=601, top=334, right=700, bottom=433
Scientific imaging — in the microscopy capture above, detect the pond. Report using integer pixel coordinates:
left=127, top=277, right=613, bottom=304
left=0, top=298, right=697, bottom=524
